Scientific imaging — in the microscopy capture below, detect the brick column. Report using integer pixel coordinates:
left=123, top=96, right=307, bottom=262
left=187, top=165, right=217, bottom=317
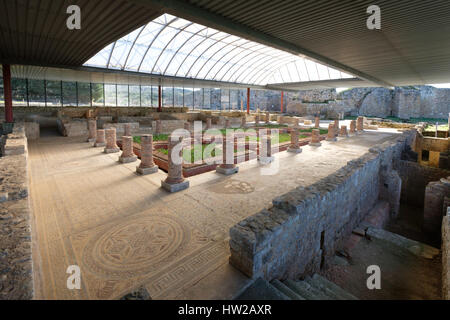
left=216, top=137, right=239, bottom=175
left=350, top=120, right=356, bottom=134
left=326, top=124, right=336, bottom=142
left=87, top=119, right=97, bottom=142
left=314, top=116, right=320, bottom=128
left=287, top=127, right=302, bottom=153
left=155, top=120, right=162, bottom=135
left=104, top=128, right=120, bottom=153
left=136, top=134, right=158, bottom=175
left=333, top=119, right=340, bottom=137
left=357, top=116, right=364, bottom=132
left=161, top=136, right=189, bottom=192
left=124, top=123, right=131, bottom=137
left=206, top=118, right=212, bottom=130
left=119, top=136, right=137, bottom=163
left=310, top=129, right=322, bottom=146
left=225, top=119, right=231, bottom=128
left=255, top=114, right=260, bottom=126
left=339, top=125, right=348, bottom=137
left=94, top=129, right=106, bottom=147
left=266, top=112, right=270, bottom=123
left=258, top=131, right=274, bottom=164
left=241, top=116, right=246, bottom=128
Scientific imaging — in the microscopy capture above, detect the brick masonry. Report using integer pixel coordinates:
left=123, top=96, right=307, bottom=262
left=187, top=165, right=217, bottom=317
left=229, top=130, right=415, bottom=280
left=443, top=207, right=450, bottom=300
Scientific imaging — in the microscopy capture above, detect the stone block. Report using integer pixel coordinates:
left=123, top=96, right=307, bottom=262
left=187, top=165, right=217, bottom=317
left=216, top=166, right=239, bottom=175
left=161, top=180, right=189, bottom=193
left=136, top=166, right=158, bottom=175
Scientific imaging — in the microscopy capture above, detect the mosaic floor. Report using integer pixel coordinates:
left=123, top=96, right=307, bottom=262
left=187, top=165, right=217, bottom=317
left=28, top=129, right=399, bottom=299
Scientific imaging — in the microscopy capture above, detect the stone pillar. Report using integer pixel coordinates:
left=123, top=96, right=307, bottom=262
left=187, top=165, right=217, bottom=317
left=124, top=123, right=132, bottom=137
left=255, top=114, right=260, bottom=126
left=310, top=129, right=322, bottom=146
left=119, top=136, right=137, bottom=163
left=161, top=136, right=189, bottom=192
left=241, top=116, right=246, bottom=128
left=206, top=118, right=212, bottom=130
left=350, top=120, right=356, bottom=134
left=87, top=119, right=97, bottom=142
left=266, top=112, right=270, bottom=123
left=184, top=122, right=190, bottom=131
left=333, top=119, right=340, bottom=137
left=259, top=131, right=274, bottom=164
left=104, top=128, right=120, bottom=153
left=155, top=120, right=162, bottom=135
left=136, top=134, right=158, bottom=175
left=339, top=125, right=348, bottom=137
left=216, top=137, right=239, bottom=175
left=314, top=116, right=320, bottom=128
left=225, top=119, right=231, bottom=128
left=424, top=177, right=450, bottom=234
left=287, top=128, right=302, bottom=153
left=326, top=124, right=336, bottom=142
left=357, top=116, right=364, bottom=132
left=94, top=129, right=106, bottom=147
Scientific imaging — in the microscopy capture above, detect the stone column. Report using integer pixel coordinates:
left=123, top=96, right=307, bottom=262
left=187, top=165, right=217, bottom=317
left=124, top=123, right=131, bottom=137
left=155, top=120, right=162, bottom=135
left=258, top=131, right=274, bottom=164
left=161, top=136, right=189, bottom=192
left=225, top=119, right=231, bottom=129
left=184, top=122, right=190, bottom=131
left=339, top=125, right=348, bottom=137
left=216, top=137, right=239, bottom=175
left=255, top=114, right=260, bottom=126
left=94, top=129, right=106, bottom=147
left=326, top=124, right=336, bottom=142
left=287, top=127, right=302, bottom=153
left=310, top=129, right=322, bottom=146
left=241, top=116, right=246, bottom=128
left=119, top=136, right=137, bottom=163
left=206, top=118, right=212, bottom=130
left=136, top=134, right=158, bottom=175
left=350, top=120, right=356, bottom=134
left=334, top=119, right=340, bottom=137
left=87, top=119, right=97, bottom=142
left=266, top=112, right=270, bottom=123
left=104, top=128, right=120, bottom=153
left=314, top=116, right=320, bottom=128
left=357, top=116, right=364, bottom=132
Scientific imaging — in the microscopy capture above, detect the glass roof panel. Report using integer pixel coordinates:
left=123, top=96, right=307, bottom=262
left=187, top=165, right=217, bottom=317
left=84, top=13, right=355, bottom=85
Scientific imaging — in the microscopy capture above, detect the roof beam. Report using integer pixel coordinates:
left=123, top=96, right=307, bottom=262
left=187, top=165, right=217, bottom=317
left=130, top=0, right=393, bottom=87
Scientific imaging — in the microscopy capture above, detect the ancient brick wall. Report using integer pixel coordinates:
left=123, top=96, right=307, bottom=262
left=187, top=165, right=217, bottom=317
left=229, top=131, right=414, bottom=280
left=443, top=207, right=450, bottom=300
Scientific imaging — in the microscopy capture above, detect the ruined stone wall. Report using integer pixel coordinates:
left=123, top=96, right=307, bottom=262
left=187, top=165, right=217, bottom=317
left=229, top=131, right=414, bottom=280
left=0, top=122, right=34, bottom=299
left=443, top=207, right=450, bottom=300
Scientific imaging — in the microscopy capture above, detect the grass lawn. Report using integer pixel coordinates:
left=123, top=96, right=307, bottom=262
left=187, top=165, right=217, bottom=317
left=424, top=124, right=449, bottom=132
left=299, top=128, right=328, bottom=135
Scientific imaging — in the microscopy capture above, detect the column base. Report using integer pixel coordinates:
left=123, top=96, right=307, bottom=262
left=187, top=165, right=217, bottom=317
left=287, top=147, right=302, bottom=154
left=119, top=155, right=138, bottom=163
left=161, top=180, right=189, bottom=193
left=258, top=156, right=274, bottom=164
left=87, top=138, right=96, bottom=143
left=104, top=147, right=120, bottom=153
left=309, top=142, right=322, bottom=147
left=94, top=142, right=106, bottom=147
left=339, top=134, right=348, bottom=138
left=136, top=166, right=158, bottom=175
left=326, top=137, right=337, bottom=142
left=216, top=166, right=239, bottom=175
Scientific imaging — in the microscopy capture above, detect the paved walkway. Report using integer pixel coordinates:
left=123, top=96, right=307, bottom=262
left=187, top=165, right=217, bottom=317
left=28, top=129, right=399, bottom=299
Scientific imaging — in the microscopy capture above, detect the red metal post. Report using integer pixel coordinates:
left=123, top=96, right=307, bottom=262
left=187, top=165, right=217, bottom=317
left=2, top=64, right=13, bottom=122
left=246, top=87, right=250, bottom=114
left=280, top=91, right=284, bottom=113
left=158, top=85, right=162, bottom=112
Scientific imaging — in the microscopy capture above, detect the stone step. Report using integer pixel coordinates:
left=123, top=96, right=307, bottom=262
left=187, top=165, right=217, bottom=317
left=235, top=278, right=291, bottom=300
left=303, top=276, right=341, bottom=300
left=270, top=279, right=306, bottom=300
left=283, top=279, right=331, bottom=300
left=366, top=227, right=440, bottom=259
left=307, top=274, right=358, bottom=300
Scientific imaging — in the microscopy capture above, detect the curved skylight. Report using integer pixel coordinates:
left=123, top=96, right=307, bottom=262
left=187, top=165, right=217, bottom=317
left=84, top=14, right=354, bottom=86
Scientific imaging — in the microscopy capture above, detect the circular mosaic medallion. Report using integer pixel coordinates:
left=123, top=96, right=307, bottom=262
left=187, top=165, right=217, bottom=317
left=82, top=215, right=189, bottom=279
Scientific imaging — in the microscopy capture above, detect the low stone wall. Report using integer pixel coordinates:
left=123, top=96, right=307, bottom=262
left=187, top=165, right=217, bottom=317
left=103, top=122, right=140, bottom=136
left=229, top=131, right=414, bottom=280
left=443, top=207, right=450, bottom=300
left=24, top=122, right=40, bottom=140
left=57, top=119, right=88, bottom=137
left=0, top=121, right=34, bottom=299
left=151, top=120, right=186, bottom=134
